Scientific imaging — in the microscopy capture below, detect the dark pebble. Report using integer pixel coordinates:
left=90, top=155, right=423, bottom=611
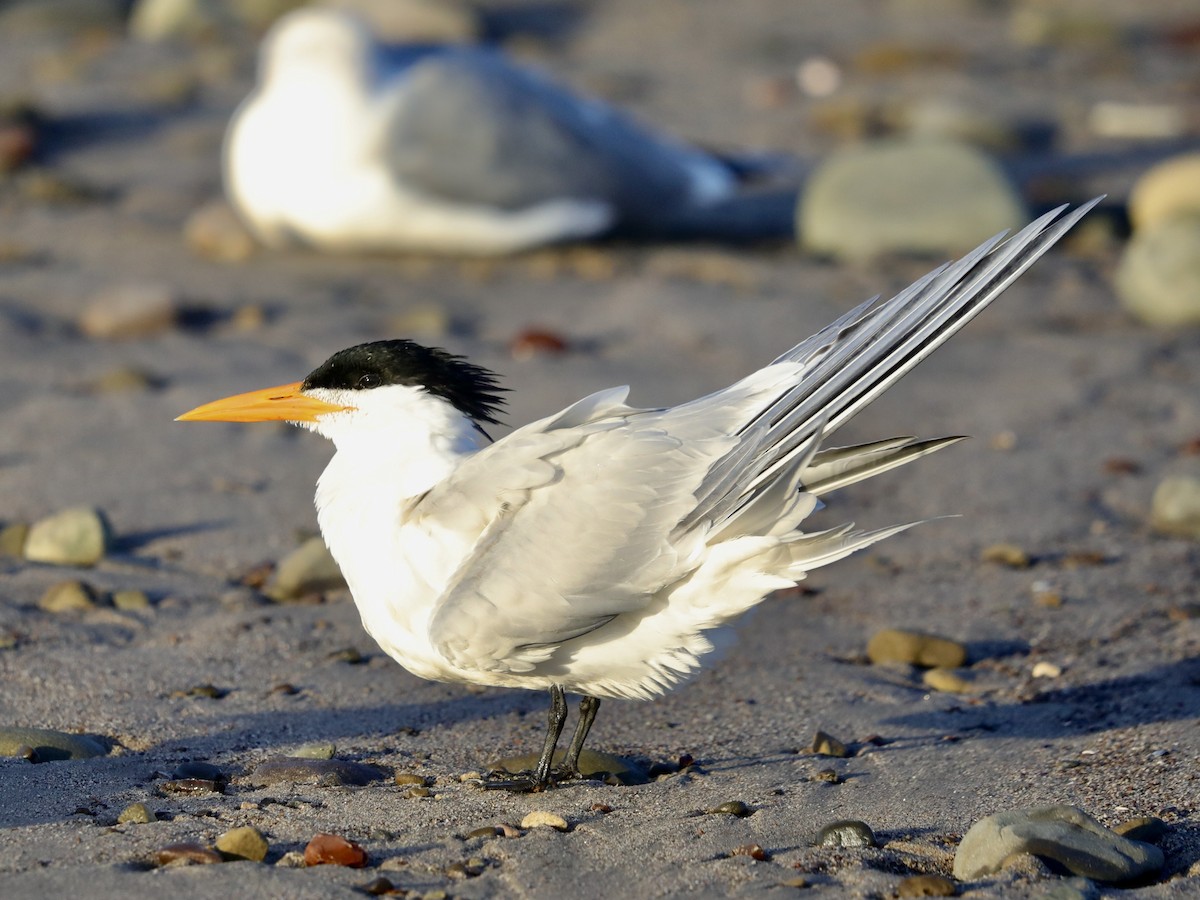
left=706, top=800, right=753, bottom=817
left=254, top=755, right=387, bottom=787
left=172, top=761, right=227, bottom=783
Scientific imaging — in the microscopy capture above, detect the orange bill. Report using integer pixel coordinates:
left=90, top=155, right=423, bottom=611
left=175, top=382, right=353, bottom=423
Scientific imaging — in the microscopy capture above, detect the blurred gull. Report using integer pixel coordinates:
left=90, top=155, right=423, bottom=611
left=225, top=7, right=780, bottom=255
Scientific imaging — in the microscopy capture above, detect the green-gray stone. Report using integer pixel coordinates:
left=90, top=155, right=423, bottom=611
left=953, top=805, right=1164, bottom=882
left=1150, top=475, right=1200, bottom=539
left=1116, top=216, right=1200, bottom=327
left=292, top=742, right=336, bottom=760
left=1113, top=816, right=1168, bottom=844
left=798, top=138, right=1026, bottom=261
left=216, top=825, right=269, bottom=861
left=117, top=802, right=155, bottom=824
left=38, top=580, right=101, bottom=612
left=489, top=748, right=647, bottom=784
left=253, top=755, right=386, bottom=787
left=815, top=820, right=877, bottom=848
left=0, top=522, right=28, bottom=556
left=812, top=730, right=849, bottom=757
left=0, top=726, right=108, bottom=760
left=112, top=589, right=150, bottom=610
left=24, top=507, right=111, bottom=566
left=867, top=629, right=967, bottom=668
left=266, top=536, right=346, bottom=601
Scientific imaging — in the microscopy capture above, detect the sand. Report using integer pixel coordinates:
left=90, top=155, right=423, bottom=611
left=1, top=1, right=1198, bottom=897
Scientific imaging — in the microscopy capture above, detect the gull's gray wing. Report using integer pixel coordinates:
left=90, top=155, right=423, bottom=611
left=378, top=48, right=733, bottom=226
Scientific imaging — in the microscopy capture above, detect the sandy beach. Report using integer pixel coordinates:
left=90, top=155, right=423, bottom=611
left=2, top=1, right=1199, bottom=897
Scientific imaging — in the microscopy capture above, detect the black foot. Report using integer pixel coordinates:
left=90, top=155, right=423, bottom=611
left=481, top=775, right=544, bottom=792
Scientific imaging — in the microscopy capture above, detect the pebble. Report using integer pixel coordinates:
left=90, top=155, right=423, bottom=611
left=183, top=199, right=256, bottom=262
left=292, top=742, right=336, bottom=760
left=112, top=589, right=151, bottom=610
left=1032, top=661, right=1063, bottom=679
left=1031, top=580, right=1064, bottom=608
left=266, top=536, right=346, bottom=601
left=275, top=850, right=307, bottom=867
left=980, top=543, right=1031, bottom=568
left=490, top=748, right=646, bottom=784
left=1113, top=817, right=1168, bottom=844
left=922, top=667, right=974, bottom=694
left=91, top=366, right=160, bottom=393
left=128, top=0, right=236, bottom=42
left=896, top=873, right=956, bottom=897
left=0, top=726, right=107, bottom=760
left=155, top=842, right=223, bottom=866
left=798, top=139, right=1025, bottom=261
left=465, top=826, right=499, bottom=840
left=117, top=802, right=155, bottom=824
left=952, top=805, right=1164, bottom=882
left=389, top=303, right=451, bottom=338
left=172, top=761, right=227, bottom=783
left=1128, top=153, right=1200, bottom=231
left=358, top=877, right=398, bottom=896
left=520, top=810, right=569, bottom=831
left=706, top=800, right=753, bottom=818
left=1150, top=475, right=1200, bottom=539
left=0, top=522, right=28, bottom=556
left=304, top=832, right=369, bottom=868
left=1116, top=217, right=1200, bottom=327
left=216, top=825, right=269, bottom=862
left=0, top=116, right=36, bottom=173
left=78, top=282, right=178, bottom=340
left=731, top=843, right=768, bottom=861
left=510, top=328, right=569, bottom=361
left=38, top=580, right=102, bottom=612
left=24, top=506, right=112, bottom=566
left=811, top=730, right=849, bottom=758
left=867, top=629, right=967, bottom=668
left=406, top=786, right=432, bottom=798
left=1089, top=101, right=1187, bottom=141
left=394, top=772, right=429, bottom=786
left=161, top=777, right=224, bottom=794
left=815, top=820, right=877, bottom=848
left=253, top=755, right=386, bottom=787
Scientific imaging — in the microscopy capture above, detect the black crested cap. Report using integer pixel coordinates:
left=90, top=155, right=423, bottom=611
left=302, top=339, right=506, bottom=425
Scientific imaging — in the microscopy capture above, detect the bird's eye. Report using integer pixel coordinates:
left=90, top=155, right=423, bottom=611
left=356, top=373, right=382, bottom=389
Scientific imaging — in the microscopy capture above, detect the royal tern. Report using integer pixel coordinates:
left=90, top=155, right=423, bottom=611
left=225, top=7, right=784, bottom=256
left=179, top=200, right=1097, bottom=789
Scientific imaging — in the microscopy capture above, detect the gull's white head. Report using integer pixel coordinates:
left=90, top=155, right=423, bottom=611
left=258, top=7, right=376, bottom=88
left=176, top=340, right=507, bottom=453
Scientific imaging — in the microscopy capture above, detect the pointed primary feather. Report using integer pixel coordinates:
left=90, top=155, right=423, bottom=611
left=407, top=201, right=1097, bottom=693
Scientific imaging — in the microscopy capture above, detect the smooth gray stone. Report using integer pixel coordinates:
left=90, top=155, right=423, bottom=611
left=0, top=726, right=108, bottom=761
left=953, top=805, right=1164, bottom=882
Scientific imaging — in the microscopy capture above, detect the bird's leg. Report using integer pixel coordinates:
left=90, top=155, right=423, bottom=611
left=531, top=684, right=569, bottom=789
left=559, top=694, right=601, bottom=779
left=484, top=684, right=568, bottom=792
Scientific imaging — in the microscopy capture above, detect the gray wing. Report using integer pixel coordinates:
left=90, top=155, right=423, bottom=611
left=415, top=386, right=761, bottom=673
left=419, top=200, right=1099, bottom=673
left=378, top=48, right=733, bottom=224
